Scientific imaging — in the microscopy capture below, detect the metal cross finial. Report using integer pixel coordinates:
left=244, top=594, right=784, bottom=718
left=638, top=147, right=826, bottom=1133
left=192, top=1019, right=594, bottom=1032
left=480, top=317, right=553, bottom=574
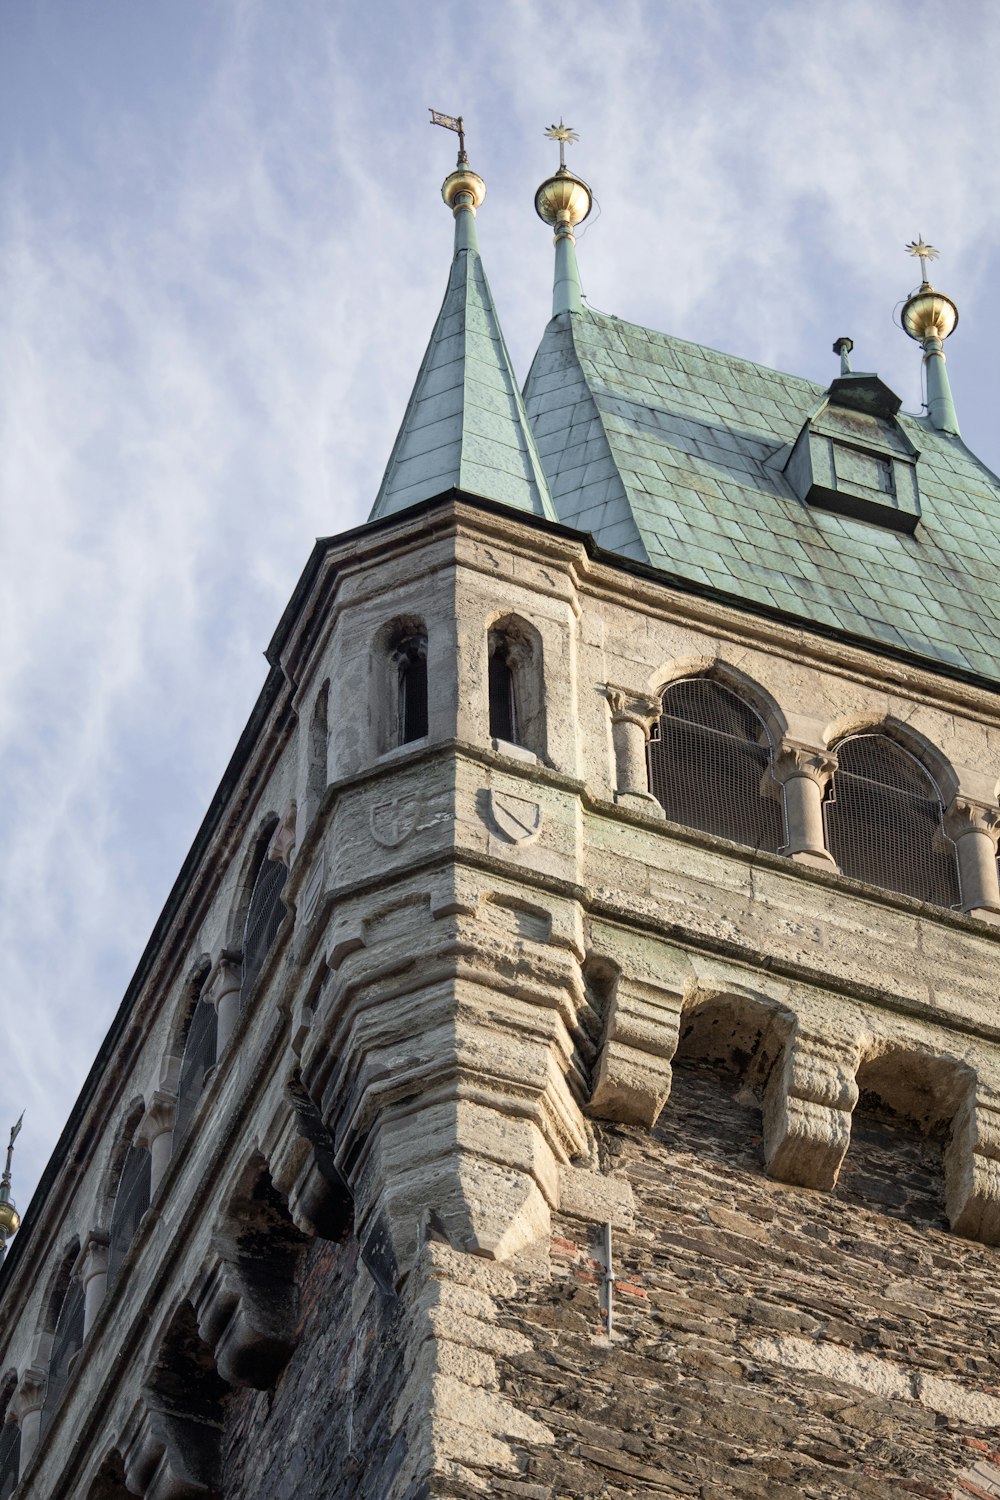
left=3, top=1114, right=22, bottom=1183
left=544, top=119, right=580, bottom=171
left=906, top=236, right=940, bottom=284
left=429, top=108, right=467, bottom=165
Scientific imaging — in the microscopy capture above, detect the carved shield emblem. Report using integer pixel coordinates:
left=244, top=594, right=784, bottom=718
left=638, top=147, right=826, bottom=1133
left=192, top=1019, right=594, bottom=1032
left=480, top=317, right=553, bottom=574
left=488, top=790, right=542, bottom=844
left=370, top=793, right=422, bottom=848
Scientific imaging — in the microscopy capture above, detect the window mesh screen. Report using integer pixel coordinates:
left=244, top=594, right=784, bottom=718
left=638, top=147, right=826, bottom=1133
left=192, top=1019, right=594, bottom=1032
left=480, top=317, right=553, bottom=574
left=647, top=678, right=784, bottom=853
left=39, top=1280, right=85, bottom=1436
left=242, top=857, right=289, bottom=999
left=824, top=734, right=960, bottom=907
left=173, top=997, right=218, bottom=1146
left=0, top=1422, right=20, bottom=1500
left=107, top=1146, right=152, bottom=1285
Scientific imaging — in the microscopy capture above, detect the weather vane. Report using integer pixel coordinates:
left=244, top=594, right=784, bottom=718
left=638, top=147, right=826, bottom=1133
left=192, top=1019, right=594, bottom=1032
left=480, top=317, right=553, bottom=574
left=905, top=237, right=940, bottom=285
left=544, top=119, right=580, bottom=171
left=4, top=1113, right=22, bottom=1183
left=429, top=108, right=468, bottom=165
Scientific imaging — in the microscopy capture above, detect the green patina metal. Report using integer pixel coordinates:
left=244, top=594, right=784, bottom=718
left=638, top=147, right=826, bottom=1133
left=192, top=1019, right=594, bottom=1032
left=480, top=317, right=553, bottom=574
left=553, top=226, right=584, bottom=318
left=524, top=308, right=1000, bottom=679
left=370, top=202, right=556, bottom=522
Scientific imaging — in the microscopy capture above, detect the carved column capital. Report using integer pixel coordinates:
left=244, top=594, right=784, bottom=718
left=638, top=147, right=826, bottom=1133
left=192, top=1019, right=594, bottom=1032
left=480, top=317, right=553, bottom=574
left=203, top=953, right=242, bottom=1011
left=74, top=1230, right=110, bottom=1289
left=945, top=796, right=1000, bottom=845
left=773, top=739, right=838, bottom=789
left=267, top=801, right=298, bottom=869
left=10, top=1366, right=46, bottom=1422
left=602, top=684, right=661, bottom=733
left=134, top=1091, right=176, bottom=1151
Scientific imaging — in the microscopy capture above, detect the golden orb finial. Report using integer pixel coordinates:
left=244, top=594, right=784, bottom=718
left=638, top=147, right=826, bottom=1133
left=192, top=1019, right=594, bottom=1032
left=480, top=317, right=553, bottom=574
left=535, top=119, right=592, bottom=232
left=901, top=236, right=958, bottom=343
left=429, top=107, right=486, bottom=215
left=0, top=1113, right=23, bottom=1251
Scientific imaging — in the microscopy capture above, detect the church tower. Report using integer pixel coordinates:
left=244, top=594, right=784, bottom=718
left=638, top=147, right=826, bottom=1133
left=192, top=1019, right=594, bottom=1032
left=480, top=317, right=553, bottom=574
left=1, top=121, right=1000, bottom=1499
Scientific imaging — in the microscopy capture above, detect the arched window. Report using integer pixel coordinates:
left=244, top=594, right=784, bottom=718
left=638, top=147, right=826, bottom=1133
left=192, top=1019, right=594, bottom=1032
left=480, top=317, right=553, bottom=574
left=39, top=1279, right=85, bottom=1436
left=0, top=1420, right=19, bottom=1500
left=487, top=617, right=546, bottom=756
left=394, top=633, right=428, bottom=744
left=824, top=734, right=960, bottom=906
left=489, top=637, right=518, bottom=743
left=647, top=677, right=784, bottom=852
left=107, top=1146, right=152, bottom=1286
left=241, top=855, right=288, bottom=1000
left=173, top=995, right=218, bottom=1147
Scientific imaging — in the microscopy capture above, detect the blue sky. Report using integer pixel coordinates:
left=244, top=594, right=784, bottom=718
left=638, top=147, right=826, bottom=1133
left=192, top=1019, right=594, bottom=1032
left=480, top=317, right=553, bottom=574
left=1, top=0, right=999, bottom=1211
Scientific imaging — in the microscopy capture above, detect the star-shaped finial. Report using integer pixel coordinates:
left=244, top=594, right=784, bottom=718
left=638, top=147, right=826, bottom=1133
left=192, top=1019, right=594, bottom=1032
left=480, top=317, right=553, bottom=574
left=544, top=119, right=579, bottom=169
left=905, top=237, right=940, bottom=283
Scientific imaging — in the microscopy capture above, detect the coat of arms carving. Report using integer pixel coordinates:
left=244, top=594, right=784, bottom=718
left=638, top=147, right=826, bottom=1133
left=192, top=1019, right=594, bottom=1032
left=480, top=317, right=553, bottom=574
left=370, top=793, right=423, bottom=848
left=488, top=790, right=542, bottom=844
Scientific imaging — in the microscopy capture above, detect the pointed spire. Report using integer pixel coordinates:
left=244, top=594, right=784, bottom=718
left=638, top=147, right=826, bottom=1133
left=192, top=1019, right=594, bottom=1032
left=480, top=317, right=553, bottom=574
left=901, top=238, right=961, bottom=436
left=0, top=1114, right=23, bottom=1261
left=369, top=120, right=556, bottom=524
left=535, top=121, right=593, bottom=318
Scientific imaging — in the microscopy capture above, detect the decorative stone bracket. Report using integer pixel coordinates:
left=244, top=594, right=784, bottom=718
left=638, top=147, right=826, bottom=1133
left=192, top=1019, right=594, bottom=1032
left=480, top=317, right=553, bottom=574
left=773, top=740, right=838, bottom=870
left=944, top=797, right=1000, bottom=919
left=602, top=685, right=665, bottom=815
left=267, top=800, right=298, bottom=869
left=121, top=1398, right=221, bottom=1500
left=763, top=1026, right=860, bottom=1190
left=945, top=1081, right=1000, bottom=1245
left=190, top=1239, right=299, bottom=1391
left=588, top=975, right=683, bottom=1128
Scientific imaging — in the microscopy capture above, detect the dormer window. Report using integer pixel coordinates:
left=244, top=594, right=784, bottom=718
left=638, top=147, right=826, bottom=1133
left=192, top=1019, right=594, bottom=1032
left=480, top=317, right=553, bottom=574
left=784, top=374, right=921, bottom=532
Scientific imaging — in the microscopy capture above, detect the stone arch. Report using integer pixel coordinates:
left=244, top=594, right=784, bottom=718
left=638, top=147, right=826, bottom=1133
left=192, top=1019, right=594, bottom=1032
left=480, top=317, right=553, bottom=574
left=649, top=655, right=788, bottom=746
left=191, top=1150, right=311, bottom=1390
left=485, top=611, right=547, bottom=758
left=39, top=1235, right=81, bottom=1340
left=95, top=1096, right=147, bottom=1234
left=675, top=988, right=794, bottom=1085
left=162, top=956, right=212, bottom=1094
left=824, top=711, right=960, bottom=803
left=223, top=813, right=281, bottom=954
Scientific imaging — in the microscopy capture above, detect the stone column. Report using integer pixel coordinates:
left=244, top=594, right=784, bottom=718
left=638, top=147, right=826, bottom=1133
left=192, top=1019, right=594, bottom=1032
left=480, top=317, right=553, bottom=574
left=945, top=797, right=1000, bottom=921
left=10, top=1367, right=46, bottom=1469
left=204, top=953, right=243, bottom=1057
left=773, top=740, right=838, bottom=869
left=135, top=1091, right=177, bottom=1196
left=76, top=1233, right=109, bottom=1335
left=603, top=686, right=665, bottom=815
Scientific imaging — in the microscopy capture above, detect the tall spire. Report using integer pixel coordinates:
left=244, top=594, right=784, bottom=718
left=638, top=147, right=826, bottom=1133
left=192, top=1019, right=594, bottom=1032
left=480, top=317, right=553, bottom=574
left=901, top=238, right=961, bottom=436
left=0, top=1114, right=23, bottom=1262
left=535, top=121, right=593, bottom=318
left=369, top=117, right=556, bottom=523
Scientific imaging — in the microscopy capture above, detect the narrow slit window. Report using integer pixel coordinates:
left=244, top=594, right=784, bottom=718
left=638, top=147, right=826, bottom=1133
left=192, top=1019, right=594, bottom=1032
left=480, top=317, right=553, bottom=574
left=489, top=642, right=518, bottom=743
left=647, top=678, right=784, bottom=853
left=396, top=636, right=428, bottom=744
left=824, top=734, right=960, bottom=907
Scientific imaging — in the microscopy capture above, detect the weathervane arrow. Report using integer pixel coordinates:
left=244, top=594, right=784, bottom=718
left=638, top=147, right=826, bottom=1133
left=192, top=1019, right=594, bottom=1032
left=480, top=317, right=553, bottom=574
left=429, top=108, right=467, bottom=164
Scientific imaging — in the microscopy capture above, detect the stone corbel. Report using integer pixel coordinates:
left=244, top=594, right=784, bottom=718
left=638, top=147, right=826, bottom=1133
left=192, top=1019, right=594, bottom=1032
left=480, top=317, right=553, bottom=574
left=944, top=797, right=1000, bottom=921
left=945, top=1080, right=1000, bottom=1245
left=121, top=1397, right=221, bottom=1500
left=135, top=1091, right=178, bottom=1197
left=763, top=1027, right=859, bottom=1190
left=267, top=801, right=298, bottom=869
left=588, top=974, right=683, bottom=1127
left=773, top=740, right=839, bottom=869
left=603, top=685, right=665, bottom=815
left=190, top=1237, right=299, bottom=1391
left=262, top=1076, right=353, bottom=1242
left=202, top=952, right=242, bottom=1056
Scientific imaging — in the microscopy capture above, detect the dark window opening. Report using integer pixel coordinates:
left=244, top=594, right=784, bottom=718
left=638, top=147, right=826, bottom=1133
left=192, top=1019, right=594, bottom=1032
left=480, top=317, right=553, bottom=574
left=647, top=678, right=784, bottom=853
left=488, top=643, right=518, bottom=743
left=107, top=1146, right=152, bottom=1286
left=824, top=734, right=960, bottom=907
left=396, top=636, right=428, bottom=744
left=0, top=1422, right=19, bottom=1500
left=173, top=997, right=218, bottom=1147
left=242, top=855, right=289, bottom=1000
left=39, top=1280, right=85, bottom=1436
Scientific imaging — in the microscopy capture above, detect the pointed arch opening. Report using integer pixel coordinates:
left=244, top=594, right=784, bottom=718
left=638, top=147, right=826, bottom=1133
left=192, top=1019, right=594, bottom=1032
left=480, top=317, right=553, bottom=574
left=173, top=981, right=218, bottom=1150
left=647, top=676, right=785, bottom=852
left=39, top=1255, right=85, bottom=1438
left=824, top=732, right=960, bottom=907
left=487, top=615, right=546, bottom=757
left=241, top=848, right=289, bottom=1002
left=107, top=1144, right=152, bottom=1287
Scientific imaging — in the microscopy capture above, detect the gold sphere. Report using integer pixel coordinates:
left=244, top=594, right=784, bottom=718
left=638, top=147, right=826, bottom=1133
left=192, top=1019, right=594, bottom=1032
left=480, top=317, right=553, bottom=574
left=441, top=168, right=486, bottom=212
left=535, top=168, right=592, bottom=229
left=901, top=286, right=959, bottom=343
left=0, top=1200, right=20, bottom=1239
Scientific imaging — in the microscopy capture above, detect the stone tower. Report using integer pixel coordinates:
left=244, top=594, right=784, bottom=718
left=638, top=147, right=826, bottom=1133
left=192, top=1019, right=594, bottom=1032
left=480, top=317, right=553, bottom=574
left=1, top=131, right=1000, bottom=1500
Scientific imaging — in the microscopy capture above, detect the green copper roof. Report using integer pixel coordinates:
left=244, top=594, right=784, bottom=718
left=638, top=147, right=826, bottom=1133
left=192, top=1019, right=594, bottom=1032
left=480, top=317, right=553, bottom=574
left=524, top=308, right=1000, bottom=679
left=370, top=219, right=556, bottom=523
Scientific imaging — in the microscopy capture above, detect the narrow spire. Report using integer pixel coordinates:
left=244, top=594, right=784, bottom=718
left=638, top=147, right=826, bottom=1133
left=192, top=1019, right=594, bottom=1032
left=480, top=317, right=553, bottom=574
left=535, top=121, right=593, bottom=318
left=901, top=238, right=961, bottom=436
left=370, top=119, right=556, bottom=523
left=0, top=1114, right=23, bottom=1262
